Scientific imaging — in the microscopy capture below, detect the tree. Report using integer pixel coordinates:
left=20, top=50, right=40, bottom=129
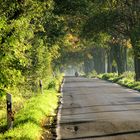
left=0, top=0, right=66, bottom=96
left=82, top=0, right=140, bottom=79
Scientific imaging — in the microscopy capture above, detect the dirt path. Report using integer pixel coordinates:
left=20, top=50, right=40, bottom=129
left=56, top=77, right=140, bottom=140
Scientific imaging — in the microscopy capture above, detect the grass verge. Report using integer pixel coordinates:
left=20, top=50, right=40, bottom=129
left=0, top=89, right=59, bottom=140
left=97, top=72, right=140, bottom=91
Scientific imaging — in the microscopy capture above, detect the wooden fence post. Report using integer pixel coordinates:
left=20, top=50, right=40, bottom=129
left=6, top=93, right=13, bottom=129
left=39, top=80, right=43, bottom=94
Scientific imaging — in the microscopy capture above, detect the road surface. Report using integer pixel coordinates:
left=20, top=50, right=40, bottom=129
left=56, top=77, right=140, bottom=140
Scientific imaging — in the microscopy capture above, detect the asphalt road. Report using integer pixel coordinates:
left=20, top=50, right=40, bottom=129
left=56, top=77, right=140, bottom=140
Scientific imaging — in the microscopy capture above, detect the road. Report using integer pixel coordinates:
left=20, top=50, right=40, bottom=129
left=56, top=77, right=140, bottom=140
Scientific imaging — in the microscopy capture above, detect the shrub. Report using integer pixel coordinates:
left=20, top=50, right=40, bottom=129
left=48, top=80, right=56, bottom=89
left=122, top=71, right=135, bottom=80
left=87, top=70, right=98, bottom=78
left=101, top=73, right=118, bottom=80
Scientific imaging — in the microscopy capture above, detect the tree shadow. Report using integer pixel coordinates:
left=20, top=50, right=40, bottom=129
left=61, top=130, right=140, bottom=140
left=61, top=108, right=140, bottom=116
left=62, top=102, right=140, bottom=110
left=0, top=124, right=7, bottom=133
left=126, top=97, right=140, bottom=103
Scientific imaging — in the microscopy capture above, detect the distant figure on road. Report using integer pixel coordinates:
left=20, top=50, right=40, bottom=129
left=75, top=71, right=79, bottom=77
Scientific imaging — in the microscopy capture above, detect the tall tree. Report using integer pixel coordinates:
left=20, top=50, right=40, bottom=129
left=82, top=0, right=140, bottom=79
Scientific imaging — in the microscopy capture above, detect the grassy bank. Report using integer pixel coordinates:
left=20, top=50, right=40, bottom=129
left=97, top=72, right=140, bottom=91
left=0, top=89, right=59, bottom=140
left=0, top=74, right=63, bottom=140
left=86, top=71, right=140, bottom=91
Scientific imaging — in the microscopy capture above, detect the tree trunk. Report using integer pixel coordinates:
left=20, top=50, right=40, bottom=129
left=84, top=59, right=94, bottom=74
left=113, top=44, right=127, bottom=75
left=134, top=56, right=140, bottom=81
left=124, top=47, right=127, bottom=71
left=107, top=47, right=114, bottom=73
left=92, top=47, right=105, bottom=74
left=130, top=30, right=140, bottom=81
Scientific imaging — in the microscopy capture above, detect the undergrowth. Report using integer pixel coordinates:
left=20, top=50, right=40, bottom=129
left=0, top=90, right=59, bottom=140
left=97, top=71, right=140, bottom=91
left=0, top=74, right=63, bottom=140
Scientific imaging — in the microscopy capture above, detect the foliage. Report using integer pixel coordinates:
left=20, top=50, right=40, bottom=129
left=0, top=1, right=65, bottom=136
left=81, top=0, right=140, bottom=79
left=0, top=0, right=67, bottom=97
left=98, top=72, right=140, bottom=91
left=48, top=79, right=57, bottom=90
left=87, top=70, right=98, bottom=78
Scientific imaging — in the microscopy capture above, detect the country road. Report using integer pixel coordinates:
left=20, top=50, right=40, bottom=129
left=56, top=77, right=140, bottom=140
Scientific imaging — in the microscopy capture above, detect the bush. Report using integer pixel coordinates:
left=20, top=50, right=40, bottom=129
left=101, top=73, right=118, bottom=80
left=112, top=75, right=124, bottom=82
left=134, top=84, right=140, bottom=91
left=48, top=80, right=56, bottom=89
left=87, top=70, right=98, bottom=78
left=122, top=71, right=135, bottom=80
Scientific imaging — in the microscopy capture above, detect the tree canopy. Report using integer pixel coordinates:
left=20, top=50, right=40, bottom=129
left=0, top=0, right=140, bottom=97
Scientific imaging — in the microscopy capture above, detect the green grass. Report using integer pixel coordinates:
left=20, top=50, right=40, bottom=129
left=0, top=89, right=59, bottom=140
left=97, top=72, right=140, bottom=91
left=0, top=73, right=63, bottom=135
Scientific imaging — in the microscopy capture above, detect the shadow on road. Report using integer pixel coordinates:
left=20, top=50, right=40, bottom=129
left=62, top=102, right=140, bottom=109
left=62, top=108, right=140, bottom=116
left=61, top=130, right=140, bottom=140
left=126, top=97, right=140, bottom=102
